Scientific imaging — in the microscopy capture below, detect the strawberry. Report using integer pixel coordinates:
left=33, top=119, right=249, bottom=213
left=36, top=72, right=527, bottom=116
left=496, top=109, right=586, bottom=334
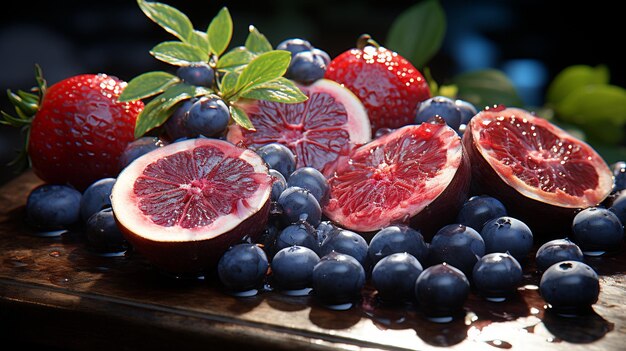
left=1, top=66, right=143, bottom=190
left=324, top=35, right=431, bottom=133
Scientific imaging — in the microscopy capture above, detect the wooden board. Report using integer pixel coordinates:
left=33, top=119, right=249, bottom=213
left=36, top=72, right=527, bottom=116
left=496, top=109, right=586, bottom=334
left=1, top=171, right=625, bottom=350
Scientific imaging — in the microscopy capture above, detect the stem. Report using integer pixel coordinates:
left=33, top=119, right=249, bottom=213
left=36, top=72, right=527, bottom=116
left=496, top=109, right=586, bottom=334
left=357, top=34, right=381, bottom=50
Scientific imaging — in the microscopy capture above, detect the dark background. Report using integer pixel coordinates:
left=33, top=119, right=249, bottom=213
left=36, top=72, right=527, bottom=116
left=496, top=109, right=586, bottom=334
left=1, top=0, right=624, bottom=185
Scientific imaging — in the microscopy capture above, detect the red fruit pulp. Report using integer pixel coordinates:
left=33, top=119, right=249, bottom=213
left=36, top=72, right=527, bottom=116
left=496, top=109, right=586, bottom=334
left=324, top=121, right=470, bottom=238
left=227, top=79, right=370, bottom=177
left=111, top=138, right=272, bottom=274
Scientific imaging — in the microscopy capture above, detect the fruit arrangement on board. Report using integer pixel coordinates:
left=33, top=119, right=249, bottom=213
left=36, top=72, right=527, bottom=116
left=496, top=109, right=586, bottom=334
left=2, top=0, right=624, bottom=323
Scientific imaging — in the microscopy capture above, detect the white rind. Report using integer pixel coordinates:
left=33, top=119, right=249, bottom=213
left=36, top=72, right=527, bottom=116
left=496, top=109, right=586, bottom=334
left=110, top=138, right=271, bottom=243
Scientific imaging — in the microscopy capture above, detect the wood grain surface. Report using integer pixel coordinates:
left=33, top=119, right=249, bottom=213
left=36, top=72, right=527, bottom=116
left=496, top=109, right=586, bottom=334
left=1, top=171, right=625, bottom=351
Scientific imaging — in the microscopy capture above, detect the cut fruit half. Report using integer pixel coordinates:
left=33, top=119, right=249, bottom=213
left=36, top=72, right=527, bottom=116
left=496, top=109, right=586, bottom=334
left=111, top=138, right=272, bottom=274
left=323, top=120, right=470, bottom=239
left=463, top=106, right=613, bottom=236
left=227, top=79, right=371, bottom=177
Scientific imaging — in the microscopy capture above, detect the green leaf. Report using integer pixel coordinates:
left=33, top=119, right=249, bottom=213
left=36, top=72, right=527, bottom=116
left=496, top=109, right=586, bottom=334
left=556, top=84, right=626, bottom=125
left=150, top=41, right=208, bottom=66
left=16, top=90, right=39, bottom=105
left=34, top=64, right=46, bottom=99
left=241, top=78, right=307, bottom=103
left=453, top=69, right=523, bottom=108
left=220, top=71, right=240, bottom=99
left=134, top=83, right=204, bottom=138
left=119, top=71, right=179, bottom=102
left=217, top=46, right=256, bottom=71
left=546, top=65, right=609, bottom=106
left=235, top=50, right=291, bottom=96
left=137, top=0, right=193, bottom=42
left=1, top=110, right=31, bottom=127
left=207, top=7, right=233, bottom=57
left=386, top=0, right=446, bottom=69
left=189, top=30, right=210, bottom=53
left=245, top=25, right=273, bottom=54
left=7, top=90, right=38, bottom=116
left=230, top=105, right=255, bottom=130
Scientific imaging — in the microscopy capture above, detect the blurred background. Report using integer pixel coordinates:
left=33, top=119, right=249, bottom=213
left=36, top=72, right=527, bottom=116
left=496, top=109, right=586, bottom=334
left=1, top=0, right=624, bottom=185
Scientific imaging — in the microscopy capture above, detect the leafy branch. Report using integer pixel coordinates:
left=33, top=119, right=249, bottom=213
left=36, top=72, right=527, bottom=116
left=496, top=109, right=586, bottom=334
left=120, top=0, right=308, bottom=138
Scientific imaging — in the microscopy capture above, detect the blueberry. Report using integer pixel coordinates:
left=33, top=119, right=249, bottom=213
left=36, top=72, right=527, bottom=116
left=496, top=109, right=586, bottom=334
left=119, top=137, right=166, bottom=169
left=26, top=184, right=81, bottom=231
left=287, top=167, right=330, bottom=206
left=414, top=263, right=470, bottom=322
left=480, top=216, right=533, bottom=262
left=312, top=48, right=331, bottom=67
left=164, top=98, right=197, bottom=141
left=318, top=229, right=369, bottom=269
left=85, top=208, right=128, bottom=255
left=472, top=252, right=523, bottom=301
left=456, top=195, right=507, bottom=232
left=535, top=238, right=584, bottom=272
left=611, top=161, right=626, bottom=192
left=271, top=246, right=320, bottom=293
left=80, top=177, right=116, bottom=223
left=368, top=225, right=429, bottom=266
left=609, top=190, right=626, bottom=225
left=256, top=143, right=296, bottom=180
left=275, top=221, right=319, bottom=255
left=455, top=99, right=478, bottom=125
left=315, top=220, right=341, bottom=247
left=312, top=252, right=366, bottom=308
left=186, top=96, right=230, bottom=138
left=176, top=62, right=215, bottom=87
left=415, top=96, right=462, bottom=131
left=276, top=38, right=314, bottom=56
left=218, top=243, right=269, bottom=295
left=277, top=186, right=322, bottom=226
left=571, top=207, right=623, bottom=256
left=269, top=169, right=287, bottom=202
left=539, top=261, right=600, bottom=316
left=372, top=253, right=423, bottom=303
left=285, top=51, right=327, bottom=85
left=429, top=224, right=485, bottom=276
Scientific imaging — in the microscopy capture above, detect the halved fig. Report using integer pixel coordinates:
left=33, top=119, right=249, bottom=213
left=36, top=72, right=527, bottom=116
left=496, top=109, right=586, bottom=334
left=463, top=106, right=613, bottom=237
left=323, top=120, right=471, bottom=239
left=227, top=78, right=371, bottom=177
left=110, top=138, right=272, bottom=275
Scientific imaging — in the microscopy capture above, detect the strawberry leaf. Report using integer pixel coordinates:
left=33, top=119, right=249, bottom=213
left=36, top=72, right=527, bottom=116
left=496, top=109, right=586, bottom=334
left=207, top=7, right=233, bottom=57
left=7, top=90, right=38, bottom=116
left=134, top=83, right=210, bottom=138
left=229, top=105, right=255, bottom=130
left=34, top=64, right=46, bottom=99
left=217, top=46, right=256, bottom=72
left=137, top=0, right=193, bottom=42
left=235, top=50, right=291, bottom=97
left=241, top=78, right=307, bottom=103
left=245, top=25, right=272, bottom=54
left=150, top=41, right=208, bottom=66
left=119, top=71, right=180, bottom=102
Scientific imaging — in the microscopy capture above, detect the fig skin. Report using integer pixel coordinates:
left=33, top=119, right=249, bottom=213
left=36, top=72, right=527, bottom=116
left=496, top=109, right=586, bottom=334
left=409, top=146, right=472, bottom=241
left=116, top=197, right=270, bottom=276
left=462, top=124, right=579, bottom=239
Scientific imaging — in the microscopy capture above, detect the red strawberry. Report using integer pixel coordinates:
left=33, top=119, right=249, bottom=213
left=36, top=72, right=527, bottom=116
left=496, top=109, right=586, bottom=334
left=325, top=35, right=431, bottom=134
left=1, top=67, right=143, bottom=190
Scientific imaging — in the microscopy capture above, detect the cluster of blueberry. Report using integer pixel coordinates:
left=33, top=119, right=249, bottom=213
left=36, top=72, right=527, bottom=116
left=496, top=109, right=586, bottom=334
left=217, top=158, right=626, bottom=319
left=25, top=178, right=126, bottom=255
left=277, top=38, right=330, bottom=85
